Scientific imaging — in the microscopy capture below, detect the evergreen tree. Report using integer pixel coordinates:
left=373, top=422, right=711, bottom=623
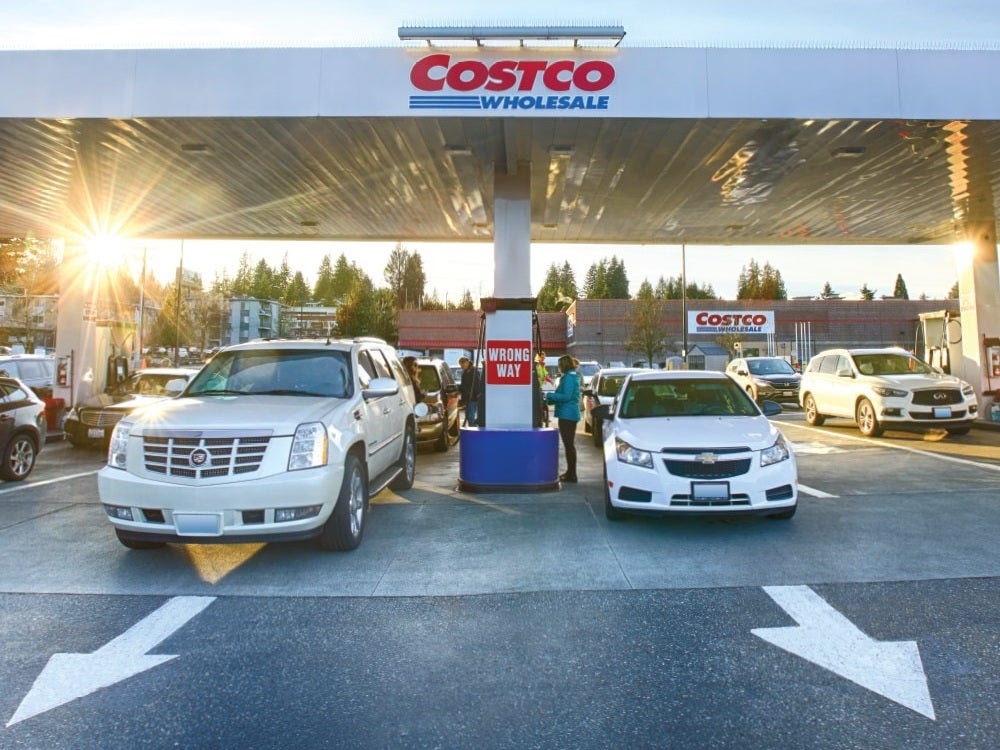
left=536, top=263, right=564, bottom=311
left=457, top=289, right=475, bottom=310
left=283, top=271, right=310, bottom=306
left=313, top=254, right=335, bottom=305
left=273, top=253, right=292, bottom=302
left=605, top=255, right=630, bottom=298
left=737, top=258, right=785, bottom=300
left=948, top=281, right=959, bottom=299
left=859, top=283, right=876, bottom=301
left=230, top=252, right=253, bottom=296
left=558, top=261, right=578, bottom=301
left=820, top=281, right=835, bottom=299
left=892, top=273, right=909, bottom=299
left=402, top=252, right=426, bottom=309
left=250, top=258, right=274, bottom=300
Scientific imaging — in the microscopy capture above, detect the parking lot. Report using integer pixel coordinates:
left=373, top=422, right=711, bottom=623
left=1, top=413, right=998, bottom=748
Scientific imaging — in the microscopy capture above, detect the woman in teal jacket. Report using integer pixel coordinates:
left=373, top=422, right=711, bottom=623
left=545, top=355, right=581, bottom=483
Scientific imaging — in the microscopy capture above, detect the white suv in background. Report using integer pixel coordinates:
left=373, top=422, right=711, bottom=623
left=799, top=347, right=979, bottom=437
left=99, top=338, right=420, bottom=551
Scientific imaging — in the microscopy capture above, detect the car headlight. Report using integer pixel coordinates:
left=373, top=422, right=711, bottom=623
left=752, top=377, right=771, bottom=387
left=288, top=422, right=328, bottom=470
left=615, top=437, right=654, bottom=469
left=760, top=433, right=791, bottom=467
left=962, top=384, right=976, bottom=397
left=871, top=386, right=908, bottom=398
left=107, top=420, right=133, bottom=469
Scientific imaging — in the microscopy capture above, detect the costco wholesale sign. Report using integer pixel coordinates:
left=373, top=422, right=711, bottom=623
left=690, top=310, right=776, bottom=334
left=409, top=54, right=615, bottom=111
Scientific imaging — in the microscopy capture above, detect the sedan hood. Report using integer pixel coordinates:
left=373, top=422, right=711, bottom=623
left=619, top=415, right=781, bottom=451
left=123, top=394, right=348, bottom=436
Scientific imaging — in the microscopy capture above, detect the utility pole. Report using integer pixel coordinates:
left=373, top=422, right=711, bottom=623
left=174, top=241, right=184, bottom=365
left=681, top=243, right=688, bottom=369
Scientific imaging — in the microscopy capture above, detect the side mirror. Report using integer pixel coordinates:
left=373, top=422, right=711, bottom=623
left=737, top=369, right=749, bottom=377
left=759, top=400, right=783, bottom=417
left=363, top=376, right=399, bottom=400
left=592, top=404, right=612, bottom=421
left=837, top=369, right=854, bottom=378
left=164, top=378, right=187, bottom=396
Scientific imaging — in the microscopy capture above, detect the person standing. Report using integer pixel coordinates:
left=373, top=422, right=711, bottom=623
left=545, top=355, right=581, bottom=483
left=403, top=356, right=425, bottom=404
left=457, top=356, right=478, bottom=426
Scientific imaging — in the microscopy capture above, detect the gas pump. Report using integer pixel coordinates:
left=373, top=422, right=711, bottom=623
left=918, top=310, right=962, bottom=374
left=105, top=354, right=130, bottom=392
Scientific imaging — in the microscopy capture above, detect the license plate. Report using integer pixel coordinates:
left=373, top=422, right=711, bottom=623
left=87, top=428, right=105, bottom=439
left=691, top=482, right=730, bottom=501
left=933, top=407, right=952, bottom=419
left=174, top=513, right=223, bottom=536
left=781, top=390, right=794, bottom=397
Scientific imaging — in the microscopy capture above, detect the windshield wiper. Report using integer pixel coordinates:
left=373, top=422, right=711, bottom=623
left=253, top=389, right=330, bottom=397
left=193, top=388, right=246, bottom=396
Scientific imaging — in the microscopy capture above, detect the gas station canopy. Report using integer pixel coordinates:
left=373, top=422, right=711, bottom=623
left=0, top=43, right=999, bottom=246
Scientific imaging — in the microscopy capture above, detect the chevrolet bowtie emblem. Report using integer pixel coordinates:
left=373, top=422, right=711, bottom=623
left=695, top=452, right=718, bottom=464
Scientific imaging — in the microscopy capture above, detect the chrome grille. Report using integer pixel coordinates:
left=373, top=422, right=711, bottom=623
left=663, top=458, right=751, bottom=479
left=911, top=389, right=963, bottom=406
left=142, top=431, right=272, bottom=478
left=79, top=409, right=125, bottom=428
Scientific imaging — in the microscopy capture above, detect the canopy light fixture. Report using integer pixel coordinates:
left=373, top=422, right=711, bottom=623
left=549, top=145, right=575, bottom=158
left=180, top=142, right=210, bottom=154
left=445, top=144, right=473, bottom=156
left=398, top=25, right=626, bottom=48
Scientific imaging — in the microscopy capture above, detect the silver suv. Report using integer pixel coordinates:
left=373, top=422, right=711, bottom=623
left=799, top=347, right=979, bottom=437
left=98, top=338, right=420, bottom=551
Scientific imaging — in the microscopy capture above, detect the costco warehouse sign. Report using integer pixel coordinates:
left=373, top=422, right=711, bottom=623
left=408, top=54, right=615, bottom=111
left=690, top=310, right=775, bottom=335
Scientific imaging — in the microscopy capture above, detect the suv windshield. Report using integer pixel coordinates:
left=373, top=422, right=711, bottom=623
left=852, top=352, right=933, bottom=376
left=187, top=349, right=352, bottom=397
left=748, top=359, right=795, bottom=375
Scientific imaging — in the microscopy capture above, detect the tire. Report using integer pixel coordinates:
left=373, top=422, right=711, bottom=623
left=390, top=425, right=416, bottom=491
left=320, top=454, right=368, bottom=551
left=802, top=394, right=825, bottom=426
left=583, top=417, right=592, bottom=435
left=768, top=505, right=797, bottom=520
left=603, top=464, right=625, bottom=521
left=592, top=417, right=603, bottom=447
left=946, top=426, right=970, bottom=436
left=434, top=422, right=449, bottom=452
left=0, top=433, right=37, bottom=481
left=856, top=398, right=884, bottom=437
left=115, top=529, right=165, bottom=549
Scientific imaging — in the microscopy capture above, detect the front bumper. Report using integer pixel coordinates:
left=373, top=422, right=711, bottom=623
left=605, top=450, right=798, bottom=515
left=98, top=463, right=344, bottom=543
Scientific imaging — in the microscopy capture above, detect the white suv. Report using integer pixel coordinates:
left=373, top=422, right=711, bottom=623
left=799, top=347, right=979, bottom=437
left=99, top=338, right=420, bottom=551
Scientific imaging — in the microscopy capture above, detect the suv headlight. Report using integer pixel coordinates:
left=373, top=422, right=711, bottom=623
left=615, top=437, right=653, bottom=469
left=107, top=420, right=133, bottom=469
left=872, top=386, right=908, bottom=398
left=962, top=383, right=976, bottom=397
left=288, top=422, right=328, bottom=470
left=760, top=434, right=791, bottom=467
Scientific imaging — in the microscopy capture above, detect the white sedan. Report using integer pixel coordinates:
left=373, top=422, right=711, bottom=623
left=593, top=371, right=798, bottom=521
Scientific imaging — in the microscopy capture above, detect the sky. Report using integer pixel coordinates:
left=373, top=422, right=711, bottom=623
left=4, top=1, right=995, bottom=301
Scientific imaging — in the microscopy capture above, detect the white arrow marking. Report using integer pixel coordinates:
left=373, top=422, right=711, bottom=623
left=7, top=596, right=215, bottom=727
left=752, top=586, right=935, bottom=719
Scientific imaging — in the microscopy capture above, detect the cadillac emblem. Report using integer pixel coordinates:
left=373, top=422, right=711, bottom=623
left=189, top=448, right=210, bottom=468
